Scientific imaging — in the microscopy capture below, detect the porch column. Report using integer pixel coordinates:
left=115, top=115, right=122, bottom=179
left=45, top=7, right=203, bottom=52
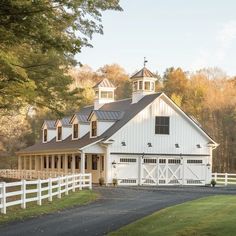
left=24, top=156, right=27, bottom=170
left=64, top=154, right=68, bottom=173
left=80, top=151, right=85, bottom=174
left=72, top=154, right=75, bottom=173
left=29, top=156, right=32, bottom=170
left=40, top=156, right=44, bottom=171
left=18, top=156, right=22, bottom=170
left=51, top=155, right=55, bottom=172
left=46, top=155, right=49, bottom=171
left=58, top=155, right=61, bottom=172
left=105, top=145, right=111, bottom=185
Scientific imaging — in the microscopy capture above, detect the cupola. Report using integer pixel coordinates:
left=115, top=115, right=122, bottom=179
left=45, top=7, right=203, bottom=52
left=93, top=78, right=116, bottom=110
left=130, top=66, right=157, bottom=103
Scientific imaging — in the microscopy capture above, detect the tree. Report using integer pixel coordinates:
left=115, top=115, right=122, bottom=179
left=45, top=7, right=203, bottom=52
left=0, top=0, right=122, bottom=113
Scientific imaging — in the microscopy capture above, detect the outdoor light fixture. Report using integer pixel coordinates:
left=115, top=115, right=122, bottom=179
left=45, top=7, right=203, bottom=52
left=196, top=144, right=201, bottom=148
left=112, top=161, right=116, bottom=168
left=147, top=142, right=152, bottom=147
left=175, top=143, right=180, bottom=148
left=121, top=141, right=126, bottom=146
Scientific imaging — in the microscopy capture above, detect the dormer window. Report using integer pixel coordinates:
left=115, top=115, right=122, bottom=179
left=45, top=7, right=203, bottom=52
left=133, top=81, right=138, bottom=91
left=91, top=121, right=97, bottom=137
left=144, top=81, right=151, bottom=91
left=73, top=123, right=79, bottom=139
left=57, top=126, right=62, bottom=141
left=43, top=129, right=47, bottom=143
left=101, top=91, right=113, bottom=99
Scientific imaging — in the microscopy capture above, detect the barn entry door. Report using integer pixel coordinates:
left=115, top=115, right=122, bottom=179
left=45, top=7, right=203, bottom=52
left=142, top=158, right=158, bottom=185
left=157, top=158, right=183, bottom=185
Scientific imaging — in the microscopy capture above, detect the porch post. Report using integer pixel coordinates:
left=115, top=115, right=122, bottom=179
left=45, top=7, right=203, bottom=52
left=72, top=154, right=75, bottom=173
left=58, top=155, right=61, bottom=172
left=24, top=156, right=27, bottom=170
left=46, top=155, right=49, bottom=171
left=80, top=151, right=85, bottom=174
left=51, top=155, right=55, bottom=172
left=40, top=155, right=44, bottom=171
left=64, top=154, right=68, bottom=173
left=29, top=156, right=32, bottom=170
left=18, top=156, right=22, bottom=170
left=105, top=145, right=111, bottom=185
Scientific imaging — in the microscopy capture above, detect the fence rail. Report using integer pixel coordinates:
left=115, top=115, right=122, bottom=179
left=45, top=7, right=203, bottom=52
left=212, top=173, right=236, bottom=185
left=0, top=169, right=79, bottom=180
left=0, top=173, right=92, bottom=214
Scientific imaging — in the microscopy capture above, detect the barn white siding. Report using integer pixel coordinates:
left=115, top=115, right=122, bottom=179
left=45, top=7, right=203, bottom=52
left=47, top=130, right=56, bottom=141
left=62, top=127, right=72, bottom=140
left=80, top=123, right=90, bottom=138
left=98, top=121, right=114, bottom=136
left=110, top=96, right=211, bottom=156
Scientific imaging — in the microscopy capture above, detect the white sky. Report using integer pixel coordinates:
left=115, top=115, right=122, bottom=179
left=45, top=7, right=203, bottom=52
left=76, top=0, right=236, bottom=76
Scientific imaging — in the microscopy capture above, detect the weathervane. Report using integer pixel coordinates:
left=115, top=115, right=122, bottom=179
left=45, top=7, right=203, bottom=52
left=144, top=57, right=148, bottom=67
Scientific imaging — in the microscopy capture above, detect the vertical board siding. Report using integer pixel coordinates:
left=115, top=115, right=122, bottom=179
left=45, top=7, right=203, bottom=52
left=110, top=97, right=210, bottom=155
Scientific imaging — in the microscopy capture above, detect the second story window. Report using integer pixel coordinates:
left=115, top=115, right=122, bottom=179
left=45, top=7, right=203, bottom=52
left=57, top=126, right=62, bottom=141
left=155, top=116, right=170, bottom=135
left=101, top=91, right=113, bottom=99
left=73, top=124, right=79, bottom=139
left=144, top=81, right=151, bottom=91
left=91, top=121, right=97, bottom=137
left=43, top=129, right=47, bottom=142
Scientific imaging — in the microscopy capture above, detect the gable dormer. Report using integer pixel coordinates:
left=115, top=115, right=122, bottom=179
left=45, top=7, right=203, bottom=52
left=93, top=78, right=116, bottom=110
left=88, top=110, right=123, bottom=138
left=41, top=120, right=56, bottom=143
left=70, top=113, right=90, bottom=140
left=55, top=117, right=72, bottom=141
left=130, top=67, right=157, bottom=103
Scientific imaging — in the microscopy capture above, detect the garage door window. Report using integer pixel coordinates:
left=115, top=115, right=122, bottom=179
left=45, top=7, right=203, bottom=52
left=144, top=158, right=157, bottom=164
left=159, top=159, right=166, bottom=164
left=187, top=160, right=203, bottom=164
left=168, top=159, right=181, bottom=164
left=120, top=158, right=136, bottom=163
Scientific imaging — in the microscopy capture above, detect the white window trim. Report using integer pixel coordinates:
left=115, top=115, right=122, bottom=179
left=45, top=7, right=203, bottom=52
left=90, top=120, right=97, bottom=138
left=56, top=126, right=62, bottom=142
left=72, top=123, right=79, bottom=140
left=42, top=128, right=47, bottom=143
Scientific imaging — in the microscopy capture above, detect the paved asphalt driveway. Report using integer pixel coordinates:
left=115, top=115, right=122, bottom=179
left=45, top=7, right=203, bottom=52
left=0, top=186, right=236, bottom=236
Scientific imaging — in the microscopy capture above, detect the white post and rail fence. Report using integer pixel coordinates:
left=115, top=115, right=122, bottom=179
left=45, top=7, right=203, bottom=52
left=0, top=172, right=92, bottom=214
left=212, top=173, right=236, bottom=186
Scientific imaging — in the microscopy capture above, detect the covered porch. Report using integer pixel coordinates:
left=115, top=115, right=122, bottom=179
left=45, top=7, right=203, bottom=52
left=17, top=152, right=106, bottom=183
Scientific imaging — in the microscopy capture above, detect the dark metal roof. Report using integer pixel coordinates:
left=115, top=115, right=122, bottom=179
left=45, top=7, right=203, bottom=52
left=71, top=106, right=94, bottom=124
left=18, top=93, right=161, bottom=154
left=89, top=110, right=124, bottom=121
left=43, top=120, right=56, bottom=129
left=93, top=78, right=116, bottom=88
left=130, top=67, right=156, bottom=79
left=60, top=117, right=72, bottom=127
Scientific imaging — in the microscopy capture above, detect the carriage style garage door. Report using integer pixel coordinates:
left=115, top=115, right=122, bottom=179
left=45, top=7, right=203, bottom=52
left=142, top=157, right=206, bottom=186
left=113, top=156, right=207, bottom=186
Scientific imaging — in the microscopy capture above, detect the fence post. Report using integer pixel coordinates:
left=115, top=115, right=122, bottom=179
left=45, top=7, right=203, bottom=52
left=57, top=176, right=61, bottom=199
left=21, top=180, right=26, bottom=209
left=72, top=174, right=75, bottom=192
left=214, top=172, right=217, bottom=182
left=225, top=173, right=228, bottom=186
left=1, top=182, right=6, bottom=214
left=89, top=174, right=92, bottom=190
left=65, top=176, right=69, bottom=195
left=37, top=179, right=42, bottom=205
left=48, top=178, right=52, bottom=201
left=79, top=174, right=82, bottom=190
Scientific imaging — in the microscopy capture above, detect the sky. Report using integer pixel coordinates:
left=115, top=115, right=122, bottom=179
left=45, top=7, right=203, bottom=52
left=76, top=0, right=236, bottom=76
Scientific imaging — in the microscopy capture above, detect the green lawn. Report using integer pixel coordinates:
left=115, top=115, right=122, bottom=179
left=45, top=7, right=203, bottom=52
left=109, top=195, right=236, bottom=236
left=0, top=190, right=98, bottom=225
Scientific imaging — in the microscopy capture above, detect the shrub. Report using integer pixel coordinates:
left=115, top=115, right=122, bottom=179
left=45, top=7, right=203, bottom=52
left=98, top=177, right=105, bottom=186
left=112, top=178, right=118, bottom=186
left=211, top=179, right=217, bottom=187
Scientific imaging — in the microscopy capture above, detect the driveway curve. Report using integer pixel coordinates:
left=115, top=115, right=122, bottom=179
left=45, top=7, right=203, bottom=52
left=0, top=186, right=236, bottom=236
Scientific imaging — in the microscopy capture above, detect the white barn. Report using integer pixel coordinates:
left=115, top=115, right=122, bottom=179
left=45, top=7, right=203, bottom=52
left=17, top=67, right=218, bottom=186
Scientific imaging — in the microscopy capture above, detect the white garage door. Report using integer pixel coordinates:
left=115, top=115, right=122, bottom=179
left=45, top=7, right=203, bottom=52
left=114, top=157, right=139, bottom=185
left=142, top=157, right=206, bottom=186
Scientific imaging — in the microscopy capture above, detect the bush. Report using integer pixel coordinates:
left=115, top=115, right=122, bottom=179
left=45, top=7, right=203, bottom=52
left=112, top=178, right=118, bottom=186
left=98, top=177, right=105, bottom=186
left=211, top=179, right=217, bottom=187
